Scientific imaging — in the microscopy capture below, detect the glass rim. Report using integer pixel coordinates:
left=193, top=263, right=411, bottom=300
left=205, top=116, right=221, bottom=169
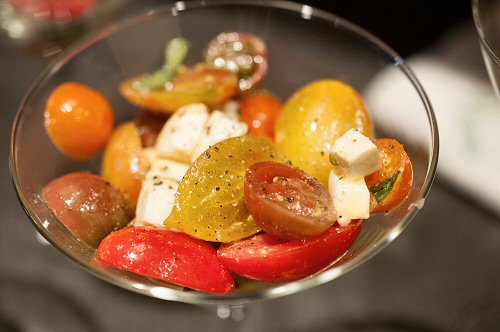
left=10, top=0, right=439, bottom=305
left=472, top=0, right=500, bottom=64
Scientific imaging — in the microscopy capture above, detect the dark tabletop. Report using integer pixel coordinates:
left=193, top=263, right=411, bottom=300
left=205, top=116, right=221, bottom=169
left=2, top=1, right=500, bottom=331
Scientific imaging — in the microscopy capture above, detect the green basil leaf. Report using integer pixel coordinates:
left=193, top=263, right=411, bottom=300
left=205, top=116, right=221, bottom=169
left=370, top=171, right=400, bottom=204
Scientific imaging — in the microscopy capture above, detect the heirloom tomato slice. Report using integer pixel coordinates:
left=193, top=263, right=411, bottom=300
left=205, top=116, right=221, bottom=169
left=244, top=161, right=337, bottom=240
left=217, top=220, right=363, bottom=282
left=165, top=136, right=287, bottom=243
left=365, top=138, right=413, bottom=213
left=119, top=64, right=238, bottom=114
left=97, top=227, right=235, bottom=294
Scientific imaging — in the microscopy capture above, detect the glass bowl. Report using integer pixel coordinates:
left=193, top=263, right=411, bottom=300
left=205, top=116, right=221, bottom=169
left=473, top=0, right=500, bottom=100
left=10, top=0, right=438, bottom=306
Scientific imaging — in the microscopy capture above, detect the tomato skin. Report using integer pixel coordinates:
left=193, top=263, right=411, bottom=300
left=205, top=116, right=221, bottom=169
left=365, top=138, right=413, bottom=213
left=44, top=82, right=114, bottom=160
left=218, top=220, right=362, bottom=282
left=97, top=227, right=236, bottom=294
left=101, top=122, right=148, bottom=211
left=275, top=80, right=373, bottom=187
left=42, top=172, right=131, bottom=248
left=205, top=32, right=268, bottom=93
left=240, top=93, right=282, bottom=140
left=244, top=161, right=337, bottom=240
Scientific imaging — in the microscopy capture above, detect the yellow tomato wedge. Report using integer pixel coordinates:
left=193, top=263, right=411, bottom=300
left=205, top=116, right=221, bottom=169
left=165, top=136, right=287, bottom=243
left=275, top=80, right=373, bottom=186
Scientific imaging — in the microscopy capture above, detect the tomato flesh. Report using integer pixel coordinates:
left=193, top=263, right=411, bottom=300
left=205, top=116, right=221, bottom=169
left=365, top=138, right=413, bottom=213
left=97, top=227, right=236, bottom=294
left=217, top=220, right=362, bottom=282
left=244, top=161, right=337, bottom=240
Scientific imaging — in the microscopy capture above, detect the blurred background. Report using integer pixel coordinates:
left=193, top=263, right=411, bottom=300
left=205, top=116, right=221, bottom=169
left=2, top=0, right=500, bottom=331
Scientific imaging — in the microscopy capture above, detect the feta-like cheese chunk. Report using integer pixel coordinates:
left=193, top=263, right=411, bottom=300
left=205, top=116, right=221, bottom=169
left=155, top=103, right=209, bottom=163
left=134, top=177, right=179, bottom=227
left=330, top=128, right=381, bottom=177
left=191, top=110, right=248, bottom=161
left=146, top=158, right=189, bottom=183
left=329, top=169, right=370, bottom=226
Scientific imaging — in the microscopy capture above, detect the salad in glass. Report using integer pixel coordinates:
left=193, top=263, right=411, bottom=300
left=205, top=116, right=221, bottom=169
left=41, top=33, right=413, bottom=294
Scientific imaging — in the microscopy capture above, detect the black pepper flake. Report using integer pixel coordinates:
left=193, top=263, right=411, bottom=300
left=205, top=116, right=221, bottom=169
left=205, top=151, right=211, bottom=159
left=213, top=146, right=219, bottom=152
left=320, top=151, right=325, bottom=156
left=286, top=196, right=295, bottom=203
left=270, top=154, right=275, bottom=158
left=228, top=154, right=233, bottom=158
left=224, top=170, right=229, bottom=174
left=215, top=186, right=220, bottom=191
left=154, top=181, right=163, bottom=186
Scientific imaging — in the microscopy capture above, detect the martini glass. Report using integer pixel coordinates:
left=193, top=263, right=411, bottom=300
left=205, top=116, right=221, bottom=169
left=473, top=0, right=500, bottom=100
left=10, top=0, right=438, bottom=311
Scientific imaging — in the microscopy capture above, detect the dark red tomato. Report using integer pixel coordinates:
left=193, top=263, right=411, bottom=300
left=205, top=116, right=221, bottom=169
left=134, top=110, right=167, bottom=147
left=42, top=172, right=130, bottom=248
left=217, top=220, right=362, bottom=282
left=205, top=32, right=268, bottom=93
left=244, top=161, right=337, bottom=240
left=365, top=138, right=413, bottom=213
left=97, top=227, right=235, bottom=294
left=240, top=92, right=282, bottom=140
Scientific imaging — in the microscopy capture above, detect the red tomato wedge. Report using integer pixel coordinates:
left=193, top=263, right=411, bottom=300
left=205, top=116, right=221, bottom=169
left=240, top=93, right=282, bottom=140
left=97, top=227, right=235, bottom=294
left=365, top=138, right=413, bottom=213
left=217, top=220, right=362, bottom=282
left=244, top=161, right=337, bottom=240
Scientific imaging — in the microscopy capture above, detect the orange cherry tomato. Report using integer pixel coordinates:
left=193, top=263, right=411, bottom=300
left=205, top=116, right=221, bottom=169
left=44, top=82, right=114, bottom=160
left=365, top=138, right=413, bottom=213
left=240, top=92, right=282, bottom=140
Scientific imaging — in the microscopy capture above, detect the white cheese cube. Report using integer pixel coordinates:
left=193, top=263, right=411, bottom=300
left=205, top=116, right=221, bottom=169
left=190, top=110, right=248, bottom=162
left=155, top=103, right=209, bottom=163
left=329, top=169, right=370, bottom=226
left=146, top=158, right=189, bottom=183
left=222, top=100, right=240, bottom=121
left=134, top=177, right=179, bottom=227
left=330, top=128, right=381, bottom=177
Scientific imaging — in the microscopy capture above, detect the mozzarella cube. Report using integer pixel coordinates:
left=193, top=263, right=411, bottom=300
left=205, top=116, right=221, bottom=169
left=155, top=103, right=209, bottom=163
left=329, top=169, right=370, bottom=226
left=191, top=110, right=248, bottom=161
left=330, top=128, right=381, bottom=177
left=146, top=158, right=189, bottom=183
left=222, top=100, right=240, bottom=121
left=134, top=177, right=179, bottom=227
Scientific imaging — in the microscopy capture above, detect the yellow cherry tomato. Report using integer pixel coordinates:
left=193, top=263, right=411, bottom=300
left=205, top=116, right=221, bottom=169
left=275, top=80, right=373, bottom=186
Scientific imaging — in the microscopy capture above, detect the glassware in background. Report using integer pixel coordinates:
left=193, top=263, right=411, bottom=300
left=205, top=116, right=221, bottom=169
left=473, top=0, right=500, bottom=101
left=0, top=0, right=127, bottom=57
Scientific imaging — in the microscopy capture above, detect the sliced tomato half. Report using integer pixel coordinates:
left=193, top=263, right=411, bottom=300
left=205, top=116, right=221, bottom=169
left=217, top=220, right=362, bottom=282
left=365, top=138, right=413, bottom=213
left=244, top=161, right=337, bottom=240
left=97, top=227, right=235, bottom=294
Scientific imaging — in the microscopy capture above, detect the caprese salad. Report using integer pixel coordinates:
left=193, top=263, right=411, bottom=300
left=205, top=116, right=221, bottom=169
left=42, top=33, right=413, bottom=294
